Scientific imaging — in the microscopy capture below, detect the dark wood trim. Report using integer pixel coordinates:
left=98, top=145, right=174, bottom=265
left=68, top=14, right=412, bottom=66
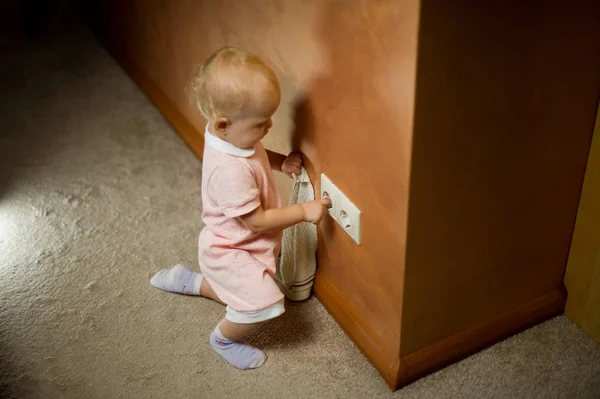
left=316, top=271, right=566, bottom=391
left=314, top=272, right=401, bottom=389
left=397, top=286, right=566, bottom=388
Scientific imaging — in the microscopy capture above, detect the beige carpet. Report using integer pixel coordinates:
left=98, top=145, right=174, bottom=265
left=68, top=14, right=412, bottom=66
left=1, top=17, right=599, bottom=399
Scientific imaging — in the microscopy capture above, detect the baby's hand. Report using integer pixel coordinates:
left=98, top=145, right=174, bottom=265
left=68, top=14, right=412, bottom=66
left=281, top=152, right=303, bottom=176
left=301, top=199, right=332, bottom=224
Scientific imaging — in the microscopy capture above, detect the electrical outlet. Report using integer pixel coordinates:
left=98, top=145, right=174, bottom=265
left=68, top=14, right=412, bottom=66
left=320, top=174, right=361, bottom=245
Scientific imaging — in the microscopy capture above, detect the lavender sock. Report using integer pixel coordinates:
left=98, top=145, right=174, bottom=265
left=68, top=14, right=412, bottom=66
left=209, top=325, right=267, bottom=370
left=150, top=264, right=202, bottom=295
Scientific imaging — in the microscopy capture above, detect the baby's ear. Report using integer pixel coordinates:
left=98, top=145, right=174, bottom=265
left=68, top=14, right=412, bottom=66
left=215, top=117, right=229, bottom=133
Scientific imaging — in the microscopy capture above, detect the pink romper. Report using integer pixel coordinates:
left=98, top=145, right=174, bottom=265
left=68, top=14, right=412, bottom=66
left=198, top=128, right=285, bottom=323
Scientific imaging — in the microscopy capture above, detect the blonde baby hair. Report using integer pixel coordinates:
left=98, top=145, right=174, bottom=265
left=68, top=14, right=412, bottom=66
left=191, top=47, right=280, bottom=121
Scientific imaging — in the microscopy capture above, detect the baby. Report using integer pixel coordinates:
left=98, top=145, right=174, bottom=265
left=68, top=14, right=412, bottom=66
left=150, top=47, right=331, bottom=370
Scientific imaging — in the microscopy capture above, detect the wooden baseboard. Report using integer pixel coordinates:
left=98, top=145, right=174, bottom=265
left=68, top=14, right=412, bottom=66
left=397, top=286, right=566, bottom=389
left=315, top=273, right=566, bottom=391
left=314, top=272, right=401, bottom=389
left=92, top=33, right=205, bottom=160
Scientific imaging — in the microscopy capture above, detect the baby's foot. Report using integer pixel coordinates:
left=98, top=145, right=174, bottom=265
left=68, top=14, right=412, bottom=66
left=150, top=264, right=202, bottom=295
left=210, top=326, right=267, bottom=370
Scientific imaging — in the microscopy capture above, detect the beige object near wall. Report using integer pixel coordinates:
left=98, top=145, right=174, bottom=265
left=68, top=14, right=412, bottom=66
left=276, top=168, right=318, bottom=301
left=565, top=106, right=600, bottom=344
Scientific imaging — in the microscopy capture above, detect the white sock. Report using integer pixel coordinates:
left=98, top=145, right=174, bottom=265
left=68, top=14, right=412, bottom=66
left=150, top=264, right=202, bottom=295
left=209, top=325, right=267, bottom=370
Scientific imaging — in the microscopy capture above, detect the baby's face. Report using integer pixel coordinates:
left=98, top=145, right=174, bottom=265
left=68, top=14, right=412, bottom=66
left=224, top=86, right=280, bottom=149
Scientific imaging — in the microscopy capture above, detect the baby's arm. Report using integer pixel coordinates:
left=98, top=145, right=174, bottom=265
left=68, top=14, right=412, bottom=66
left=266, top=150, right=285, bottom=171
left=239, top=199, right=331, bottom=234
left=266, top=150, right=302, bottom=176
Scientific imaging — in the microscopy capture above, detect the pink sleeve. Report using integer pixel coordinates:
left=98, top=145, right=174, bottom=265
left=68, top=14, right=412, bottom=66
left=209, top=162, right=261, bottom=218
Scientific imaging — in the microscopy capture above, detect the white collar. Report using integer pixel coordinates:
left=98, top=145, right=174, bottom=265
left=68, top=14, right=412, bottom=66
left=204, top=125, right=255, bottom=158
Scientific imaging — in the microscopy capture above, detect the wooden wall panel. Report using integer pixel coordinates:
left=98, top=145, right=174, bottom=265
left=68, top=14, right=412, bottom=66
left=565, top=106, right=600, bottom=344
left=401, top=0, right=600, bottom=356
left=301, top=1, right=417, bottom=361
left=87, top=0, right=418, bottom=388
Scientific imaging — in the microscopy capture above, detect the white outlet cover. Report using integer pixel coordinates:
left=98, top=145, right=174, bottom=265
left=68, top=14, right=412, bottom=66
left=320, top=173, right=361, bottom=245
